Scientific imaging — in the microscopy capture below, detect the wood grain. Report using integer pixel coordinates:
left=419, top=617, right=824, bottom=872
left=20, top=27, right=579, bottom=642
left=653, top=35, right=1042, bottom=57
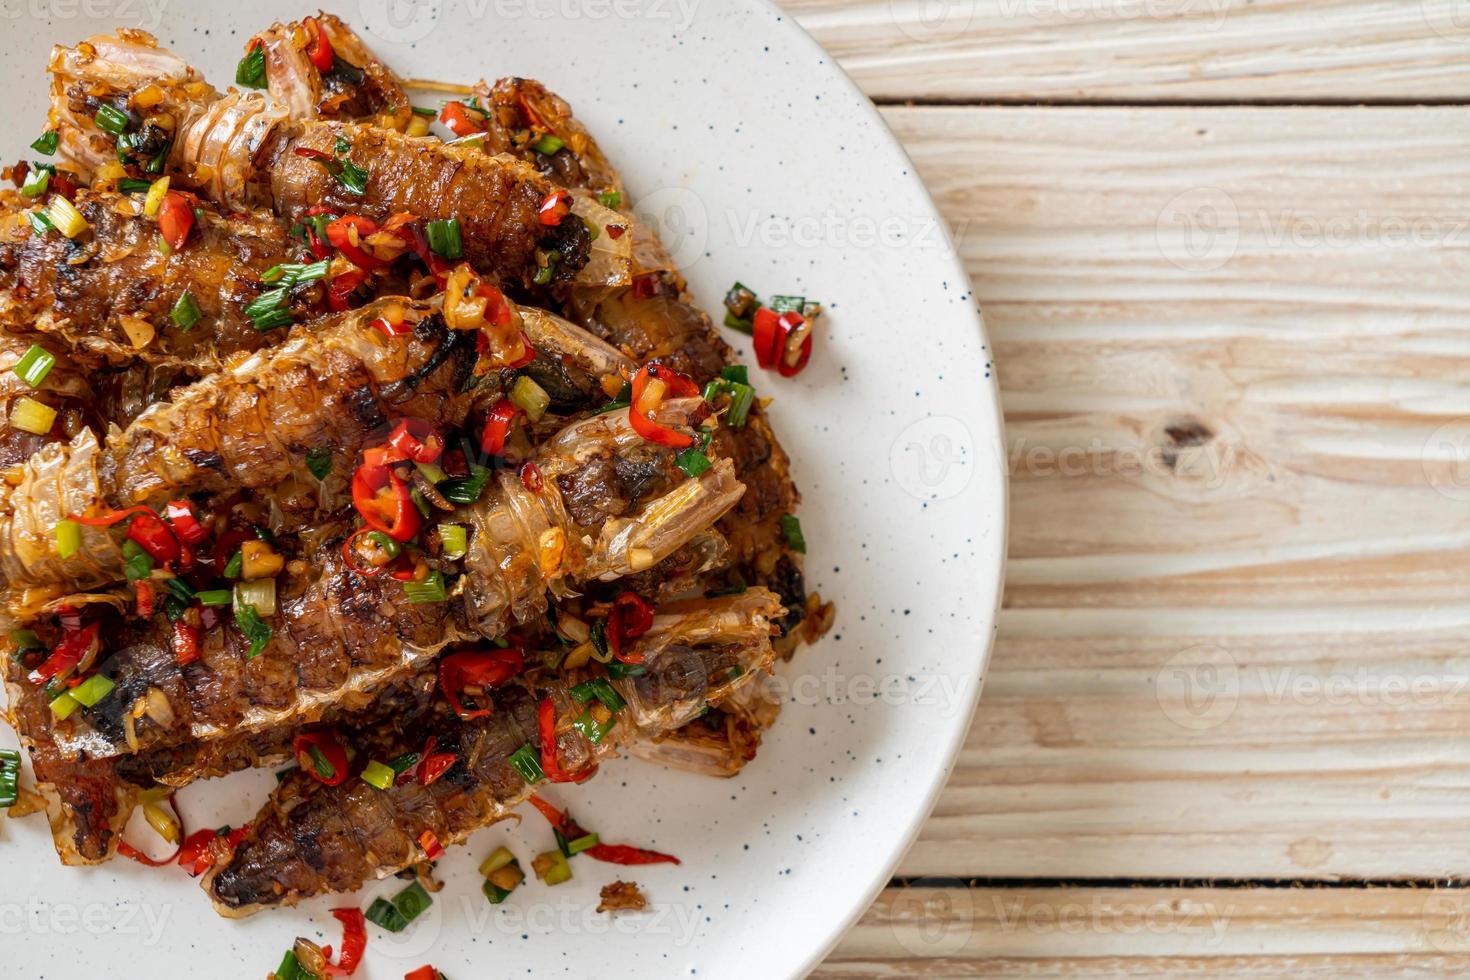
left=871, top=104, right=1470, bottom=880
left=784, top=0, right=1470, bottom=103
left=819, top=886, right=1470, bottom=975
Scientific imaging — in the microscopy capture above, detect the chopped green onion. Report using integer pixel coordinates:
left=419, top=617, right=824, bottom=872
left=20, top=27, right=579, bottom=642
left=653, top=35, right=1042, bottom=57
left=0, top=749, right=20, bottom=807
left=531, top=134, right=565, bottom=156
left=780, top=513, right=806, bottom=554
left=410, top=487, right=431, bottom=519
left=532, top=249, right=560, bottom=286
left=416, top=460, right=447, bottom=485
left=571, top=709, right=616, bottom=745
left=769, top=294, right=805, bottom=314
left=566, top=833, right=600, bottom=855
left=170, top=290, right=202, bottom=331
left=49, top=691, right=81, bottom=720
left=507, top=743, right=544, bottom=785
left=27, top=209, right=55, bottom=237
left=93, top=105, right=130, bottom=136
left=261, top=260, right=330, bottom=287
left=597, top=189, right=621, bottom=209
left=234, top=602, right=272, bottom=659
left=44, top=196, right=87, bottom=238
left=570, top=678, right=626, bottom=713
left=364, top=897, right=410, bottom=933
left=236, top=44, right=267, bottom=88
left=30, top=131, right=58, bottom=155
left=440, top=465, right=491, bottom=504
left=195, top=589, right=232, bottom=607
left=725, top=382, right=755, bottom=428
left=604, top=660, right=647, bottom=680
left=534, top=849, right=572, bottom=886
left=675, top=443, right=712, bottom=479
left=392, top=881, right=433, bottom=923
left=439, top=524, right=467, bottom=560
left=13, top=344, right=55, bottom=389
left=273, top=950, right=315, bottom=980
left=479, top=846, right=517, bottom=877
left=722, top=312, right=754, bottom=335
left=118, top=177, right=152, bottom=194
left=402, top=570, right=446, bottom=604
left=10, top=629, right=43, bottom=652
left=20, top=165, right=50, bottom=198
left=360, top=760, right=395, bottom=790
left=365, top=531, right=402, bottom=560
left=426, top=219, right=462, bottom=260
left=388, top=752, right=421, bottom=776
left=122, top=538, right=154, bottom=581
left=164, top=577, right=196, bottom=603
left=234, top=578, right=277, bottom=617
left=242, top=287, right=295, bottom=332
left=54, top=519, right=81, bottom=559
left=509, top=375, right=550, bottom=422
left=305, top=447, right=333, bottom=481
left=721, top=365, right=749, bottom=385
left=11, top=396, right=56, bottom=435
left=411, top=105, right=437, bottom=117
left=223, top=549, right=243, bottom=579
left=483, top=879, right=515, bottom=905
left=306, top=745, right=336, bottom=781
left=589, top=620, right=610, bottom=662
left=594, top=381, right=633, bottom=415
left=70, top=673, right=115, bottom=708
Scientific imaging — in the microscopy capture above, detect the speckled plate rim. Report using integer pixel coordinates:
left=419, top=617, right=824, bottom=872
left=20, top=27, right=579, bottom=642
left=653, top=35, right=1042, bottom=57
left=755, top=5, right=1007, bottom=974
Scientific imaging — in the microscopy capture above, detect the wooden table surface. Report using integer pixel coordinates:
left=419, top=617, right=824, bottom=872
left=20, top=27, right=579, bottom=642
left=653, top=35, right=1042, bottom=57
left=791, top=1, right=1470, bottom=974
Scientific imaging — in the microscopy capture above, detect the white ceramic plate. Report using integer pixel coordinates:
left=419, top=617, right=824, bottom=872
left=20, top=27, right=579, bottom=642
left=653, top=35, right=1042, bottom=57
left=0, top=2, right=1004, bottom=976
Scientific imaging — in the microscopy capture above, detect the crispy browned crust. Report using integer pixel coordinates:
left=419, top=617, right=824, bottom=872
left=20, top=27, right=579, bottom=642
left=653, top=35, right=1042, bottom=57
left=0, top=191, right=293, bottom=370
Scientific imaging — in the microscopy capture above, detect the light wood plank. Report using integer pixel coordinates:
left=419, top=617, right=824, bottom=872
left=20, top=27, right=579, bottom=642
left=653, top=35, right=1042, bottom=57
left=784, top=0, right=1470, bottom=103
left=820, top=886, right=1470, bottom=976
left=872, top=105, right=1470, bottom=878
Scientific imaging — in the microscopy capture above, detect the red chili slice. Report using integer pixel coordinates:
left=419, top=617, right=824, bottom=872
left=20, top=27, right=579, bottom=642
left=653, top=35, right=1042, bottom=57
left=606, top=591, right=654, bottom=664
left=158, top=191, right=195, bottom=252
left=303, top=16, right=335, bottom=72
left=404, top=967, right=439, bottom=980
left=172, top=619, right=200, bottom=667
left=751, top=307, right=781, bottom=368
left=341, top=526, right=393, bottom=577
left=480, top=399, right=520, bottom=457
left=416, top=735, right=457, bottom=787
left=27, top=622, right=99, bottom=687
left=584, top=842, right=681, bottom=866
left=323, top=908, right=366, bottom=976
left=438, top=648, right=523, bottom=720
left=328, top=267, right=371, bottom=312
left=439, top=101, right=486, bottom=138
left=163, top=500, right=209, bottom=545
left=175, top=827, right=220, bottom=877
left=386, top=418, right=445, bottom=464
left=628, top=363, right=701, bottom=449
left=537, top=698, right=596, bottom=784
left=537, top=190, right=571, bottom=226
left=294, top=732, right=350, bottom=786
left=126, top=512, right=180, bottom=564
left=775, top=311, right=813, bottom=377
left=418, top=829, right=445, bottom=861
left=326, top=215, right=387, bottom=270
left=351, top=464, right=421, bottom=542
left=519, top=461, right=544, bottom=494
left=371, top=313, right=414, bottom=338
left=135, top=579, right=155, bottom=619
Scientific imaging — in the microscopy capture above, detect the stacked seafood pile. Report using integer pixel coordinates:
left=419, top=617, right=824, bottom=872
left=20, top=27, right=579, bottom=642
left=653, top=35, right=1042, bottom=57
left=0, top=15, right=832, bottom=928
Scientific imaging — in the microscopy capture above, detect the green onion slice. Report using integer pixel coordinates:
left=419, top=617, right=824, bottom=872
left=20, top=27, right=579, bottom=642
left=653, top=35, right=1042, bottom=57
left=507, top=743, right=544, bottom=785
left=195, top=589, right=232, bottom=607
left=170, top=290, right=202, bottom=331
left=597, top=189, right=621, bottom=209
left=440, top=465, right=491, bottom=505
left=402, top=570, right=446, bottom=604
left=365, top=896, right=409, bottom=932
left=426, top=218, right=462, bottom=260
left=13, top=344, right=55, bottom=388
left=392, top=881, right=433, bottom=923
left=30, top=131, right=58, bottom=155
left=532, top=134, right=565, bottom=156
left=20, top=165, right=50, bottom=198
left=780, top=513, right=807, bottom=554
left=234, top=602, right=272, bottom=658
left=360, top=760, right=395, bottom=790
left=93, top=104, right=130, bottom=136
left=70, top=673, right=115, bottom=708
left=305, top=447, right=333, bottom=481
left=236, top=44, right=267, bottom=88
